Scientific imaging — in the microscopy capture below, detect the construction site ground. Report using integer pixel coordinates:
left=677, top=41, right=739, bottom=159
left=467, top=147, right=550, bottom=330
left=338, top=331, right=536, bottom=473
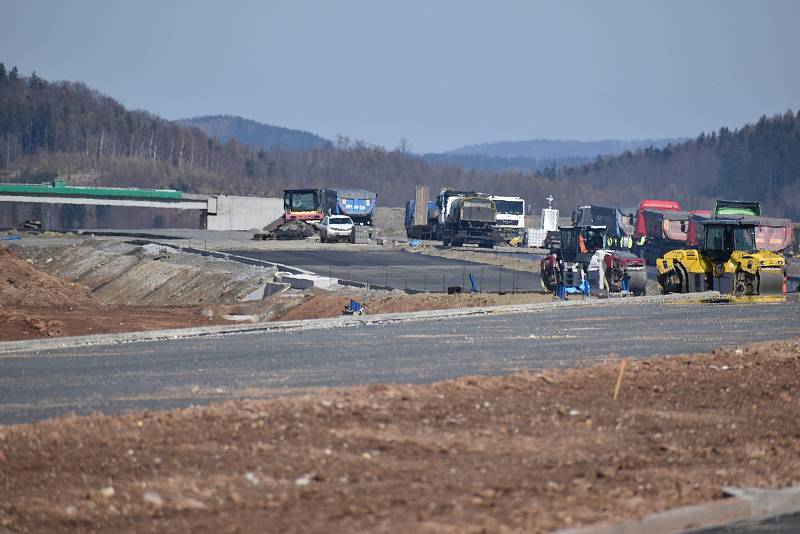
left=0, top=234, right=555, bottom=342
left=1, top=338, right=800, bottom=533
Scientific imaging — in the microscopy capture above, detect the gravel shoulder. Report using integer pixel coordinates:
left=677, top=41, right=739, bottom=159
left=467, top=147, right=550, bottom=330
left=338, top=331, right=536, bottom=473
left=1, top=338, right=799, bottom=533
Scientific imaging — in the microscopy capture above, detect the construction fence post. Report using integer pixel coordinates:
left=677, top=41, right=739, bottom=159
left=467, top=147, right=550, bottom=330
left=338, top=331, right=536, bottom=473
left=498, top=266, right=502, bottom=293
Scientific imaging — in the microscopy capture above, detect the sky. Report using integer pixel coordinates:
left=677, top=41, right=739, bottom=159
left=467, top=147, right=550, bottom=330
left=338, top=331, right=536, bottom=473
left=2, top=0, right=799, bottom=153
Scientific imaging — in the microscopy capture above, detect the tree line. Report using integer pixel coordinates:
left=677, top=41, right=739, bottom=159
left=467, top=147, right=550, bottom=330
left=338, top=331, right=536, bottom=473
left=0, top=63, right=798, bottom=219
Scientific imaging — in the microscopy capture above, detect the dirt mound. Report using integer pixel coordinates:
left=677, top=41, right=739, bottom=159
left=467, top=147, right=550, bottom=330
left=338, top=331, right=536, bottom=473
left=270, top=290, right=554, bottom=321
left=1, top=338, right=799, bottom=533
left=273, top=290, right=352, bottom=321
left=0, top=246, right=96, bottom=307
left=0, top=246, right=236, bottom=341
left=367, top=291, right=552, bottom=314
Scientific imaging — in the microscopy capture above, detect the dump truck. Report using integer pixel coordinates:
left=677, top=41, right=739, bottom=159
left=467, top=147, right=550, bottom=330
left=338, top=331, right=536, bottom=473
left=656, top=218, right=785, bottom=297
left=712, top=200, right=792, bottom=253
left=404, top=199, right=438, bottom=239
left=320, top=188, right=377, bottom=225
left=638, top=208, right=693, bottom=263
left=489, top=195, right=525, bottom=242
left=432, top=189, right=478, bottom=241
left=442, top=195, right=497, bottom=248
left=405, top=186, right=439, bottom=239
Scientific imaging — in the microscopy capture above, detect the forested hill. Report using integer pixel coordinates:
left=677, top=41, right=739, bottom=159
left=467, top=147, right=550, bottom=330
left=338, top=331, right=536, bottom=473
left=0, top=63, right=798, bottom=219
left=176, top=115, right=332, bottom=151
left=557, top=110, right=800, bottom=219
left=447, top=138, right=684, bottom=160
left=0, top=64, right=610, bottom=210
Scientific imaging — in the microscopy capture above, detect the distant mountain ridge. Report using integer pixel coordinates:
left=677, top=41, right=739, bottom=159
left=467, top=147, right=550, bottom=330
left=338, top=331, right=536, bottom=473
left=448, top=138, right=686, bottom=160
left=421, top=152, right=590, bottom=173
left=176, top=115, right=332, bottom=151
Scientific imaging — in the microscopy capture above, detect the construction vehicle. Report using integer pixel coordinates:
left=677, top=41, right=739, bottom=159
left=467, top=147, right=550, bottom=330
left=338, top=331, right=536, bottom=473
left=488, top=195, right=525, bottom=242
left=405, top=186, right=439, bottom=239
left=656, top=218, right=785, bottom=297
left=540, top=225, right=647, bottom=297
left=632, top=199, right=683, bottom=261
left=284, top=189, right=324, bottom=222
left=251, top=189, right=323, bottom=240
left=572, top=204, right=636, bottom=246
left=442, top=195, right=498, bottom=248
left=405, top=199, right=438, bottom=239
left=320, top=188, right=377, bottom=225
left=711, top=200, right=792, bottom=253
left=432, top=189, right=478, bottom=241
left=637, top=208, right=693, bottom=263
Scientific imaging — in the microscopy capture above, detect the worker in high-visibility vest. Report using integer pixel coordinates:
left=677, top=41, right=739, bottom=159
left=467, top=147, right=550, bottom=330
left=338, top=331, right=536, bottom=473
left=579, top=233, right=588, bottom=253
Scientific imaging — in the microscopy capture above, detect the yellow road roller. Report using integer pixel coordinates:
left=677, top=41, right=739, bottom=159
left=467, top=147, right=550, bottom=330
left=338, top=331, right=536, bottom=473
left=656, top=219, right=785, bottom=297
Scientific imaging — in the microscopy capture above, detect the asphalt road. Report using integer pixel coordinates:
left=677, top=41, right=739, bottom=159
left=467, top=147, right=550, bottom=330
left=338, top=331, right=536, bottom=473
left=228, top=248, right=542, bottom=293
left=1, top=298, right=799, bottom=425
left=697, top=512, right=800, bottom=533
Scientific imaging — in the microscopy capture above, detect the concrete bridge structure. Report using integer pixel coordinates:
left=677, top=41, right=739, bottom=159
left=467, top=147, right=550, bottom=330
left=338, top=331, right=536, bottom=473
left=0, top=181, right=282, bottom=231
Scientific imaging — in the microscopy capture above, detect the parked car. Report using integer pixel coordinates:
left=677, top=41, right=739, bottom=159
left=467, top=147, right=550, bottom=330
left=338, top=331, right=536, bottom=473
left=320, top=215, right=355, bottom=243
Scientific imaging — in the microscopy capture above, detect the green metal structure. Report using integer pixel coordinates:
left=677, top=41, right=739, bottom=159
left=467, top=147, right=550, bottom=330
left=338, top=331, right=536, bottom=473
left=0, top=180, right=183, bottom=200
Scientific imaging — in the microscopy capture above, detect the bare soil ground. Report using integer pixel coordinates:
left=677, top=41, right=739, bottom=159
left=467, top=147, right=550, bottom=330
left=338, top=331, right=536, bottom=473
left=1, top=244, right=555, bottom=341
left=269, top=289, right=555, bottom=322
left=1, top=338, right=799, bottom=533
left=0, top=246, right=229, bottom=341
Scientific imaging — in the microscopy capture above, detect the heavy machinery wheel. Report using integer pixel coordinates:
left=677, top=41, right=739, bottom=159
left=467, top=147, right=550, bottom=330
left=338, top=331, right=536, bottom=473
left=735, top=270, right=750, bottom=296
left=540, top=256, right=560, bottom=292
left=627, top=269, right=647, bottom=296
left=658, top=262, right=686, bottom=294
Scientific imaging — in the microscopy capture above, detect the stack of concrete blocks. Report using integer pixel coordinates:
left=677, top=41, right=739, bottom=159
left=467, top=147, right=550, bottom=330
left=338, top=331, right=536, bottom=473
left=352, top=226, right=374, bottom=244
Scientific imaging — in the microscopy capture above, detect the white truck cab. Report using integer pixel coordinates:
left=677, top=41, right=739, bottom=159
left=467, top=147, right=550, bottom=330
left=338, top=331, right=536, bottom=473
left=488, top=195, right=525, bottom=237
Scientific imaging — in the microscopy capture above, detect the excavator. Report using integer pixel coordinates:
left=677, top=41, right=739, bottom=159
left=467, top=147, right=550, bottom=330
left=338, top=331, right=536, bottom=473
left=656, top=218, right=785, bottom=297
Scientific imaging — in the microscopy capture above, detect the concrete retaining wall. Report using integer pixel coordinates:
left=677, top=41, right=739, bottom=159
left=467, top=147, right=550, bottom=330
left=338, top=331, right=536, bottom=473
left=206, top=195, right=283, bottom=231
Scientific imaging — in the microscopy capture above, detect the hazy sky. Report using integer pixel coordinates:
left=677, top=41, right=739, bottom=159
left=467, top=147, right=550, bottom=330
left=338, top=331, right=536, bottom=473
left=2, top=0, right=798, bottom=152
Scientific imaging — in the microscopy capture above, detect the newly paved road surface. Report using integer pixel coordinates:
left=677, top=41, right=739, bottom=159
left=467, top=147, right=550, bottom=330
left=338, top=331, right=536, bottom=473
left=697, top=512, right=800, bottom=533
left=229, top=248, right=541, bottom=292
left=1, top=299, right=799, bottom=425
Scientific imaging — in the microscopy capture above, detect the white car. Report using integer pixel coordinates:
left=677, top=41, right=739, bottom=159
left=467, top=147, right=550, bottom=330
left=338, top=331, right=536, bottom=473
left=320, top=215, right=355, bottom=243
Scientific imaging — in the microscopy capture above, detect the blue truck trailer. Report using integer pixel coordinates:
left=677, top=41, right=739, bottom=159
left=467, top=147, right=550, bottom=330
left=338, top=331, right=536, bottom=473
left=404, top=199, right=439, bottom=239
left=320, top=188, right=377, bottom=225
